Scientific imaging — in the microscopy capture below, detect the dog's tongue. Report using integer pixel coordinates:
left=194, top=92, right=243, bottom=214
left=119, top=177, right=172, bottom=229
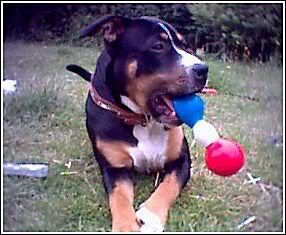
left=161, top=96, right=176, bottom=117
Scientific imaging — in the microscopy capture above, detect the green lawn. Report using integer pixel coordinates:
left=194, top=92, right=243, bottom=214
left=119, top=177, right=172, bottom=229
left=2, top=41, right=284, bottom=232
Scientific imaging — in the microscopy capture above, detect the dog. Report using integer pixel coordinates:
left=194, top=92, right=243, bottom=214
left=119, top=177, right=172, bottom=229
left=66, top=15, right=208, bottom=232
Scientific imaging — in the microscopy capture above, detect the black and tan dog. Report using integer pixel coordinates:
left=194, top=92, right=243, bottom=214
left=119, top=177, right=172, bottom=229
left=66, top=15, right=208, bottom=232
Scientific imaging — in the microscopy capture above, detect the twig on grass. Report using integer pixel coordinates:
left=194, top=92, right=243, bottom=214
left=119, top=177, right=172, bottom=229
left=237, top=216, right=256, bottom=229
left=60, top=171, right=78, bottom=175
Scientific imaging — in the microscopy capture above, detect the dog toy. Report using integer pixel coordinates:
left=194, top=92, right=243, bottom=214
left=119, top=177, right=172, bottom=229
left=201, top=87, right=218, bottom=95
left=172, top=94, right=245, bottom=176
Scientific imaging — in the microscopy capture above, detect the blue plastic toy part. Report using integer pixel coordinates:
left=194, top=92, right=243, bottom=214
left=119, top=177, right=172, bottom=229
left=172, top=94, right=205, bottom=128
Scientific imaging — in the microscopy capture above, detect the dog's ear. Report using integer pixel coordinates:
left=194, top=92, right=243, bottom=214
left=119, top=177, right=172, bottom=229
left=80, top=15, right=132, bottom=43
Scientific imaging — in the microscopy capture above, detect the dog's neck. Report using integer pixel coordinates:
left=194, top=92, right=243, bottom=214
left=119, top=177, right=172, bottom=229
left=92, top=50, right=126, bottom=108
left=91, top=50, right=148, bottom=125
left=92, top=50, right=113, bottom=100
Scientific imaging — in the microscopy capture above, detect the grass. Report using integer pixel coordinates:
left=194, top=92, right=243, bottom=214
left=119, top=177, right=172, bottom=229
left=2, top=41, right=284, bottom=232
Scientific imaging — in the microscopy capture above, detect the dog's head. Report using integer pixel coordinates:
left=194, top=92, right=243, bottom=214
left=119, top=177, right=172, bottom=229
left=81, top=15, right=208, bottom=126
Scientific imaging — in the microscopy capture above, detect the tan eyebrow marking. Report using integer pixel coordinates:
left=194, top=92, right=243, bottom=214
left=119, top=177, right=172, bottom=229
left=159, top=32, right=169, bottom=41
left=176, top=33, right=184, bottom=41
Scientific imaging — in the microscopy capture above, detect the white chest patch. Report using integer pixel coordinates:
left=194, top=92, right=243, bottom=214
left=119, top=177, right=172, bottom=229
left=128, top=120, right=168, bottom=172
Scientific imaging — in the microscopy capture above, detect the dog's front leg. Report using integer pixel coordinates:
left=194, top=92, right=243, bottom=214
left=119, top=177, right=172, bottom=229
left=95, top=139, right=139, bottom=231
left=136, top=147, right=191, bottom=232
left=102, top=167, right=140, bottom=232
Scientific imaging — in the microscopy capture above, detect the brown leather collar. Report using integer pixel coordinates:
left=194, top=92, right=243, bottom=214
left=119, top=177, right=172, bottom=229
left=89, top=83, right=147, bottom=126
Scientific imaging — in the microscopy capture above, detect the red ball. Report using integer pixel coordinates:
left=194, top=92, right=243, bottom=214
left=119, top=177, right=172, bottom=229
left=205, top=139, right=245, bottom=177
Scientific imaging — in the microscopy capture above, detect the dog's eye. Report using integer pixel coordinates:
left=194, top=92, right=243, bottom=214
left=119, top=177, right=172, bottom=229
left=151, top=42, right=165, bottom=52
left=182, top=42, right=193, bottom=53
left=185, top=47, right=194, bottom=54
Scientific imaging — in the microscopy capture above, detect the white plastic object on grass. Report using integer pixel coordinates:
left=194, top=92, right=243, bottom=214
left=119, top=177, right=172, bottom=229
left=3, top=163, right=49, bottom=178
left=3, top=79, right=17, bottom=94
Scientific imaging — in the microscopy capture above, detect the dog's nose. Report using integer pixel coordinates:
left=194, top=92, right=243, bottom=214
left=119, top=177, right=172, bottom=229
left=192, top=64, right=208, bottom=78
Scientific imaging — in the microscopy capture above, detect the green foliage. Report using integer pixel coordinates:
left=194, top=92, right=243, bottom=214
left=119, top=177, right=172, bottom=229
left=3, top=3, right=282, bottom=61
left=187, top=4, right=282, bottom=61
left=188, top=3, right=282, bottom=45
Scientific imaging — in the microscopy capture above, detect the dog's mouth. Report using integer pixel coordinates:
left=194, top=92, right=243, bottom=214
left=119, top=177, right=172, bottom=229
left=153, top=94, right=176, bottom=118
left=149, top=93, right=188, bottom=125
left=149, top=84, right=205, bottom=125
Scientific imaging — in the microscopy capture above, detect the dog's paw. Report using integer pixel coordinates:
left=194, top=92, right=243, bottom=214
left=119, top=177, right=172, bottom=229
left=136, top=207, right=164, bottom=232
